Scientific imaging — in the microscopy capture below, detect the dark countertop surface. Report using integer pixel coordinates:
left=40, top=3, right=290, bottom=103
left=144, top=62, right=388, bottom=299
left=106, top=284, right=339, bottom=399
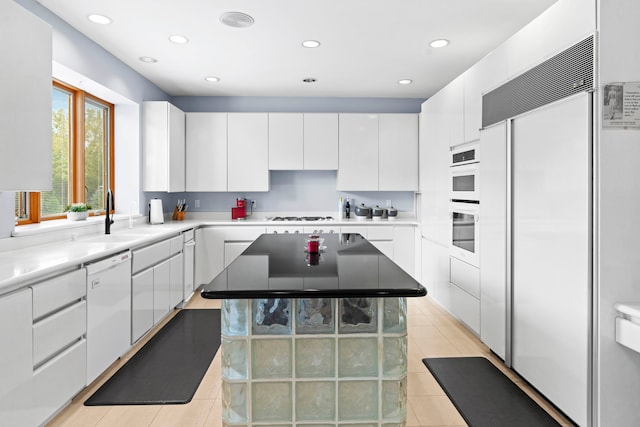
left=201, top=233, right=427, bottom=299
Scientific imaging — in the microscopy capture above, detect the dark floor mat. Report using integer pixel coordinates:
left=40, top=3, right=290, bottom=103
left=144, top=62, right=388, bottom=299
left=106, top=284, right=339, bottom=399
left=85, top=309, right=220, bottom=405
left=422, top=357, right=562, bottom=427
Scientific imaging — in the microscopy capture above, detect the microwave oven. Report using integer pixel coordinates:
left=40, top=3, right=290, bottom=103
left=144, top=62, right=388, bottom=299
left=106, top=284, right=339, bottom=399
left=450, top=143, right=479, bottom=202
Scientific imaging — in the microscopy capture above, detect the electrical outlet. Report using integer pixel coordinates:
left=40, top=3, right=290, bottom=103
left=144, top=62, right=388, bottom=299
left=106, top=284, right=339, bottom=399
left=251, top=200, right=257, bottom=209
left=386, top=200, right=392, bottom=208
left=194, top=199, right=200, bottom=208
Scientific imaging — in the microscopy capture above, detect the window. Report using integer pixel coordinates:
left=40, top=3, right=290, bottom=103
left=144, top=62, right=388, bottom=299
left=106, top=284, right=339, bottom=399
left=15, top=81, right=114, bottom=224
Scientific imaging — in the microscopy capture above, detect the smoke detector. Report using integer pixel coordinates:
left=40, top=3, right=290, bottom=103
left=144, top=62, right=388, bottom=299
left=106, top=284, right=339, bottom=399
left=220, top=12, right=255, bottom=28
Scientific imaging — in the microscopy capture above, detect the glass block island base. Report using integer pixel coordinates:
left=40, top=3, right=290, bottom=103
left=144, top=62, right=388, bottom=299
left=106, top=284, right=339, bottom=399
left=220, top=297, right=408, bottom=426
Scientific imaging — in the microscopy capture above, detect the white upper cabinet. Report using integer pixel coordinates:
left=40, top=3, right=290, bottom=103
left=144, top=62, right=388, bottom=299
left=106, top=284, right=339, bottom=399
left=143, top=101, right=185, bottom=192
left=268, top=113, right=303, bottom=170
left=228, top=113, right=269, bottom=192
left=338, top=113, right=418, bottom=191
left=338, top=114, right=379, bottom=191
left=186, top=113, right=227, bottom=191
left=267, top=113, right=339, bottom=170
left=0, top=1, right=52, bottom=191
left=442, top=75, right=464, bottom=147
left=379, top=114, right=418, bottom=191
left=463, top=49, right=508, bottom=143
left=303, top=113, right=338, bottom=170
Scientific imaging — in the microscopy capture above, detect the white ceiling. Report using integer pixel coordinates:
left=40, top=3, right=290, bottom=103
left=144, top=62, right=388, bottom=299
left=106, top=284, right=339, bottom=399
left=37, top=0, right=557, bottom=99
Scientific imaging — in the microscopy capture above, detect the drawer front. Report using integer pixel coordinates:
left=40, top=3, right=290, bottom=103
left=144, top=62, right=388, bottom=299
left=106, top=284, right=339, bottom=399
left=33, top=300, right=87, bottom=366
left=340, top=226, right=367, bottom=238
left=33, top=339, right=86, bottom=426
left=450, top=256, right=480, bottom=298
left=367, top=226, right=394, bottom=241
left=224, top=227, right=265, bottom=241
left=133, top=239, right=172, bottom=273
left=32, top=269, right=86, bottom=319
left=183, top=228, right=195, bottom=242
left=449, top=282, right=480, bottom=334
left=169, top=235, right=183, bottom=255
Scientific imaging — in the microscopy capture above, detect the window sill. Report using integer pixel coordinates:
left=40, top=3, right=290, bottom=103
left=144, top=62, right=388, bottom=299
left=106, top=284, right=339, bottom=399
left=12, top=214, right=138, bottom=238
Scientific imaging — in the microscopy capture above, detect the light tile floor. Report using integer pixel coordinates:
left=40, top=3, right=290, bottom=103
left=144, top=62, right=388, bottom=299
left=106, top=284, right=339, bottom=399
left=47, top=295, right=574, bottom=427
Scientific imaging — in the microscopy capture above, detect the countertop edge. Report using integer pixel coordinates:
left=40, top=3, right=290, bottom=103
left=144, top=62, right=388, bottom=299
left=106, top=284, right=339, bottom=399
left=200, top=287, right=428, bottom=299
left=0, top=217, right=419, bottom=296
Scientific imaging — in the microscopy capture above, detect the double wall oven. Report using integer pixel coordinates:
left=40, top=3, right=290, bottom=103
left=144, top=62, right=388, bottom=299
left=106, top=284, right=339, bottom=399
left=450, top=143, right=479, bottom=267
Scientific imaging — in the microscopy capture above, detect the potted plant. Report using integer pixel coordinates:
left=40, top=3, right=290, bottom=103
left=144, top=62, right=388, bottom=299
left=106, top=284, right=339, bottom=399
left=65, top=203, right=91, bottom=221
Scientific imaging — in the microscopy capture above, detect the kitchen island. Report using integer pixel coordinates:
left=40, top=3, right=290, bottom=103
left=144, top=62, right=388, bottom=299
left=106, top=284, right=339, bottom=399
left=201, top=232, right=426, bottom=426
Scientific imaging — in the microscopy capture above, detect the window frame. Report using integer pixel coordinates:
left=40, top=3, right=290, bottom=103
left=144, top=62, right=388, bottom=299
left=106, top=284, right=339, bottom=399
left=16, top=80, right=115, bottom=225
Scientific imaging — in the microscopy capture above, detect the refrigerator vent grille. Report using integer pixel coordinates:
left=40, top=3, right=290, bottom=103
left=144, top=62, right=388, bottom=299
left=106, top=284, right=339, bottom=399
left=482, top=35, right=594, bottom=127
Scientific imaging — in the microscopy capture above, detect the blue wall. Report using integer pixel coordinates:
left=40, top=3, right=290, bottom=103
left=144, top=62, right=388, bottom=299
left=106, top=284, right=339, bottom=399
left=146, top=170, right=415, bottom=217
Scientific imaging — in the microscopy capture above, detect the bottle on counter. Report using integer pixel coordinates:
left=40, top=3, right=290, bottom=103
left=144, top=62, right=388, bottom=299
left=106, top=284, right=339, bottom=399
left=339, top=197, right=344, bottom=219
left=345, top=198, right=351, bottom=218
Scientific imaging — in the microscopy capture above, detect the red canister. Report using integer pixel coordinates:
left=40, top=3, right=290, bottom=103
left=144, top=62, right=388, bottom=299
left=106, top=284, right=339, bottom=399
left=307, top=235, right=320, bottom=253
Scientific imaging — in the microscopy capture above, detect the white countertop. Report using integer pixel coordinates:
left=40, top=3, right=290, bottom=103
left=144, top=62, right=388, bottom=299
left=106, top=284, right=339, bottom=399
left=0, top=213, right=417, bottom=296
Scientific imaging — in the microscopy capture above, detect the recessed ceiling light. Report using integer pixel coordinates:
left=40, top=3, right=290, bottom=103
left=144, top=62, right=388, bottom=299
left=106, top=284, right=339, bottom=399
left=303, top=78, right=317, bottom=83
left=204, top=76, right=220, bottom=82
left=220, top=11, right=255, bottom=28
left=429, top=39, right=450, bottom=48
left=302, top=40, right=321, bottom=48
left=398, top=79, right=413, bottom=85
left=139, top=56, right=158, bottom=63
left=88, top=14, right=111, bottom=25
left=169, top=35, right=189, bottom=44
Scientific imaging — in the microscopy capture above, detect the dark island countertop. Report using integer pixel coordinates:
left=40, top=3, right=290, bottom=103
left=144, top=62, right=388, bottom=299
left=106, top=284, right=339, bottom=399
left=201, top=233, right=427, bottom=299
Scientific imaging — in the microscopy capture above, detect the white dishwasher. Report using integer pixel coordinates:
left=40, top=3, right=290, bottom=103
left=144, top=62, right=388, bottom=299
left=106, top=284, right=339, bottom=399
left=86, top=251, right=132, bottom=384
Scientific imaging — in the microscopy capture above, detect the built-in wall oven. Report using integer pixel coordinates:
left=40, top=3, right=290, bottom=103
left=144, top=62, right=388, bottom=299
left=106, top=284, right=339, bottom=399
left=449, top=201, right=479, bottom=267
left=450, top=142, right=480, bottom=267
left=450, top=143, right=479, bottom=202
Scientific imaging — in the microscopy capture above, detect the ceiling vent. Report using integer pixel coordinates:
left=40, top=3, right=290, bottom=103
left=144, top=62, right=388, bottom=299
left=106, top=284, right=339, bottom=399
left=219, top=12, right=255, bottom=28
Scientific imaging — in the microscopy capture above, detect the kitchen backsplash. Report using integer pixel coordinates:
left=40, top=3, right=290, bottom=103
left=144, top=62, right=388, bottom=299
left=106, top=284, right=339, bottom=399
left=144, top=170, right=415, bottom=216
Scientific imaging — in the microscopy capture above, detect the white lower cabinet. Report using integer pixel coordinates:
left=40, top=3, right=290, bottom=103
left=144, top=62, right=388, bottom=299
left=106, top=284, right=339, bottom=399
left=448, top=281, right=480, bottom=334
left=421, top=238, right=450, bottom=310
left=153, top=258, right=171, bottom=325
left=0, top=288, right=33, bottom=427
left=223, top=227, right=265, bottom=268
left=30, top=268, right=87, bottom=426
left=132, top=267, right=154, bottom=344
left=33, top=340, right=86, bottom=426
left=340, top=225, right=415, bottom=276
left=195, top=227, right=225, bottom=287
left=224, top=242, right=253, bottom=268
left=131, top=236, right=183, bottom=344
left=449, top=257, right=480, bottom=335
left=170, top=253, right=184, bottom=309
left=393, top=226, right=416, bottom=277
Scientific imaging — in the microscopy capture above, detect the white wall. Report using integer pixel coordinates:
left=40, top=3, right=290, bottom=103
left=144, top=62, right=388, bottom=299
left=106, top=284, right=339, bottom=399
left=502, top=0, right=596, bottom=79
left=596, top=0, right=640, bottom=425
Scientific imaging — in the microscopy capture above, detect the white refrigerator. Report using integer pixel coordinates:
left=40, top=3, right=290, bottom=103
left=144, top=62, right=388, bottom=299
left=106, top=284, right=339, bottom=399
left=510, top=92, right=591, bottom=427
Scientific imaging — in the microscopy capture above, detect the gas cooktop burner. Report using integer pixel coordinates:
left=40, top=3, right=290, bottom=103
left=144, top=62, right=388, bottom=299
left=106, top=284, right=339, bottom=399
left=271, top=216, right=334, bottom=222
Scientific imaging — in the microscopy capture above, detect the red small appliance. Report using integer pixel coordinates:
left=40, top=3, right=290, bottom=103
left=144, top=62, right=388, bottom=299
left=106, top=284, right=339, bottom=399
left=232, top=198, right=247, bottom=220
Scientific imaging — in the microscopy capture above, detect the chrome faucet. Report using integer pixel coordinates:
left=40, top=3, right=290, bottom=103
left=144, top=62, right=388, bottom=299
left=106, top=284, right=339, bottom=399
left=105, top=189, right=114, bottom=234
